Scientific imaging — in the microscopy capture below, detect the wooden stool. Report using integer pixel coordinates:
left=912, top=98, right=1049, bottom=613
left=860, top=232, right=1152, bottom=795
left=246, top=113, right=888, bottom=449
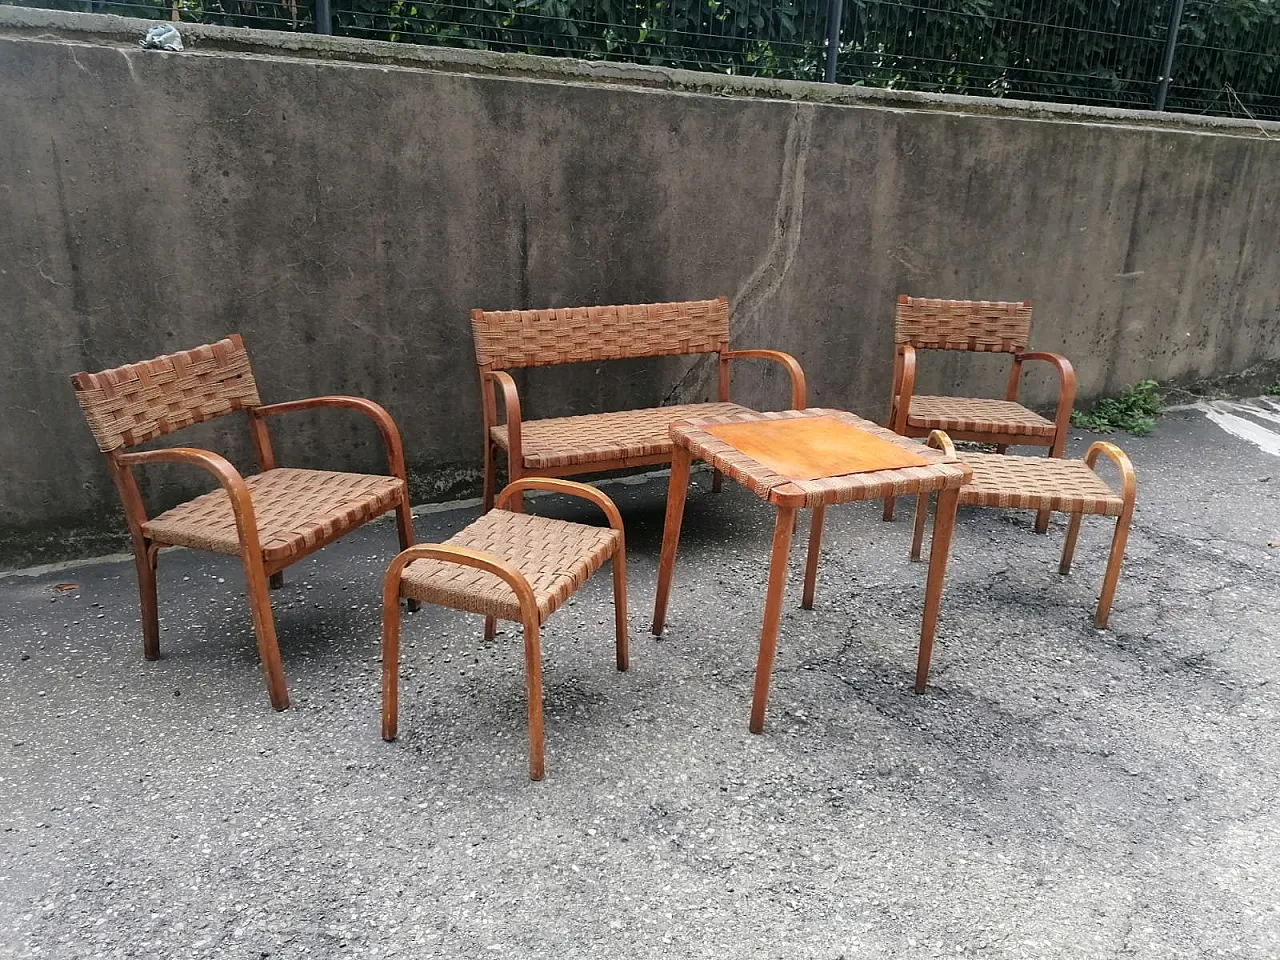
left=912, top=436, right=1136, bottom=656
left=381, top=479, right=628, bottom=781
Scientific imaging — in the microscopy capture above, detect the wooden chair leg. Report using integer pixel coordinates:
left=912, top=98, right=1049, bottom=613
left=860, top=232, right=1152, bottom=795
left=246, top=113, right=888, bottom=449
left=910, top=492, right=929, bottom=561
left=482, top=442, right=496, bottom=514
left=612, top=549, right=629, bottom=671
left=135, top=544, right=160, bottom=661
left=883, top=496, right=896, bottom=522
left=749, top=506, right=797, bottom=734
left=522, top=616, right=545, bottom=781
left=269, top=572, right=284, bottom=590
left=712, top=468, right=723, bottom=493
left=652, top=449, right=692, bottom=635
left=394, top=499, right=420, bottom=612
left=1034, top=507, right=1051, bottom=535
left=915, top=487, right=958, bottom=695
left=1060, top=511, right=1084, bottom=575
left=1094, top=512, right=1132, bottom=629
left=801, top=504, right=825, bottom=609
left=484, top=616, right=497, bottom=642
left=381, top=583, right=402, bottom=741
left=240, top=550, right=289, bottom=711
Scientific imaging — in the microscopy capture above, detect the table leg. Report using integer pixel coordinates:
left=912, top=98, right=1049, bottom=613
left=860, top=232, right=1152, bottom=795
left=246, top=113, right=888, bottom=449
left=651, top=448, right=693, bottom=636
left=749, top=505, right=798, bottom=734
left=801, top=504, right=825, bottom=609
left=915, top=486, right=958, bottom=694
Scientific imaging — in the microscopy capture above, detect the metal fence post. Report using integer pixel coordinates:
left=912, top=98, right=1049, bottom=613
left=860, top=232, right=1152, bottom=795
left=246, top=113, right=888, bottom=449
left=315, top=0, right=332, bottom=35
left=1154, top=0, right=1186, bottom=111
left=824, top=0, right=844, bottom=83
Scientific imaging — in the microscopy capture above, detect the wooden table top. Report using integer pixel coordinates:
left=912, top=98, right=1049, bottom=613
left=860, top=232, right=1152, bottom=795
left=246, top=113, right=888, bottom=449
left=703, top=416, right=930, bottom=481
left=670, top=408, right=970, bottom=508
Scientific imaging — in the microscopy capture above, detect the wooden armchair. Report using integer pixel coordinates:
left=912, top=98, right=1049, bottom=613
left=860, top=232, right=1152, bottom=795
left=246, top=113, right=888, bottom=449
left=71, top=335, right=415, bottom=711
left=885, top=296, right=1076, bottom=532
left=471, top=297, right=807, bottom=511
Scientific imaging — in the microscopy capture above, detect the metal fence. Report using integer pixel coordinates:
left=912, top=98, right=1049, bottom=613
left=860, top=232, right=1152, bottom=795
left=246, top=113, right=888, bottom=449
left=18, top=0, right=1280, bottom=119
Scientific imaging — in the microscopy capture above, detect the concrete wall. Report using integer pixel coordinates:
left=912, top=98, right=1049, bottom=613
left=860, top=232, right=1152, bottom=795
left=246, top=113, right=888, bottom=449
left=2, top=8, right=1279, bottom=566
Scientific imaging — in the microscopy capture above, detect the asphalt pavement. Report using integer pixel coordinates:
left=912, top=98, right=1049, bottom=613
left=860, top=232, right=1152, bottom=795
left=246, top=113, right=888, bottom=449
left=2, top=405, right=1279, bottom=959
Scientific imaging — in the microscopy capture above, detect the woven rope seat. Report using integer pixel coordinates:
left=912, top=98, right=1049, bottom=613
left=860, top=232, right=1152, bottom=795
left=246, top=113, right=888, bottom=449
left=400, top=509, right=621, bottom=623
left=955, top=452, right=1125, bottom=516
left=908, top=396, right=1055, bottom=438
left=144, top=468, right=404, bottom=563
left=491, top=402, right=749, bottom=470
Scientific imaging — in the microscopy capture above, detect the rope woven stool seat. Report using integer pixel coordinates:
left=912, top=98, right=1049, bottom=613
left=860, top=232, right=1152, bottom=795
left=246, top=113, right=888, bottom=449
left=956, top=451, right=1124, bottom=515
left=144, top=468, right=405, bottom=563
left=400, top=510, right=620, bottom=622
left=907, top=396, right=1055, bottom=438
left=911, top=437, right=1136, bottom=632
left=381, top=478, right=630, bottom=781
left=491, top=402, right=748, bottom=470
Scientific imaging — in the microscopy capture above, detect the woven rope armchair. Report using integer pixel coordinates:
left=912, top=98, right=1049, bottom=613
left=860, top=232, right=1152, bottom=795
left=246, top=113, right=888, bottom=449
left=71, top=335, right=415, bottom=711
left=471, top=297, right=807, bottom=512
left=885, top=296, right=1077, bottom=533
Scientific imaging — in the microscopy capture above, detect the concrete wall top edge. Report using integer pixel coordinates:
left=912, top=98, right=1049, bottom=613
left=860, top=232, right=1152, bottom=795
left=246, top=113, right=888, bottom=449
left=5, top=3, right=1280, bottom=140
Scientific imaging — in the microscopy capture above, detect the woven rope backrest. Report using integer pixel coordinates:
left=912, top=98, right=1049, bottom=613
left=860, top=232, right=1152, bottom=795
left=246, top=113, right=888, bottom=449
left=894, top=297, right=1033, bottom=353
left=71, top=335, right=261, bottom=452
left=471, top=298, right=730, bottom=370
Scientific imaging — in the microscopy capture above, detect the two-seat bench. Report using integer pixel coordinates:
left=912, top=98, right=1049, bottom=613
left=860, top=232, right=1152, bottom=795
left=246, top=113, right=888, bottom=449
left=470, top=297, right=808, bottom=510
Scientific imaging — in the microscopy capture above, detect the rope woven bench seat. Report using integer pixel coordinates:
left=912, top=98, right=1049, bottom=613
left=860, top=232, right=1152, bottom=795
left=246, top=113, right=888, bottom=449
left=492, top=402, right=749, bottom=470
left=956, top=451, right=1125, bottom=516
left=472, top=297, right=808, bottom=511
left=907, top=396, right=1056, bottom=438
left=144, top=468, right=405, bottom=563
left=399, top=510, right=620, bottom=623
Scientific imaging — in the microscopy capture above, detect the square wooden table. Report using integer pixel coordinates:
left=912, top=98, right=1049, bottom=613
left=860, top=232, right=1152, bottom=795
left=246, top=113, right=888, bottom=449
left=651, top=408, right=971, bottom=732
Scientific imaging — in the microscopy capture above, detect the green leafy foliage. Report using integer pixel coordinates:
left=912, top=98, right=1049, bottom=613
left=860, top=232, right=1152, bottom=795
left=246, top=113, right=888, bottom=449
left=21, top=0, right=1280, bottom=118
left=1268, top=380, right=1280, bottom=396
left=1071, top=380, right=1163, bottom=436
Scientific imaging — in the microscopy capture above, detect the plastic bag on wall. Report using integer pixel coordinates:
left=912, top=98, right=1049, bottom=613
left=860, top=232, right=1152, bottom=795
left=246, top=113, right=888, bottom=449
left=140, top=24, right=183, bottom=51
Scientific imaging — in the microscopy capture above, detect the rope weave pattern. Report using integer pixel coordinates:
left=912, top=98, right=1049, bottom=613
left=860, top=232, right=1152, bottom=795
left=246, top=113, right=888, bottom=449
left=71, top=336, right=261, bottom=452
left=143, top=468, right=405, bottom=562
left=956, top=452, right=1125, bottom=516
left=493, top=402, right=748, bottom=469
left=673, top=408, right=970, bottom=508
left=472, top=298, right=730, bottom=370
left=895, top=297, right=1033, bottom=353
left=907, top=396, right=1056, bottom=437
left=400, top=510, right=621, bottom=623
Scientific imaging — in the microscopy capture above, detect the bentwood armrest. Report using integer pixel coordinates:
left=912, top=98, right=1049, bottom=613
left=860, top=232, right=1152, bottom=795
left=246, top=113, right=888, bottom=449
left=1085, top=441, right=1137, bottom=500
left=251, top=396, right=408, bottom=479
left=494, top=478, right=626, bottom=534
left=721, top=349, right=808, bottom=409
left=384, top=543, right=538, bottom=615
left=483, top=370, right=524, bottom=463
left=115, top=447, right=259, bottom=538
left=889, top=343, right=918, bottom=431
left=1010, top=351, right=1077, bottom=455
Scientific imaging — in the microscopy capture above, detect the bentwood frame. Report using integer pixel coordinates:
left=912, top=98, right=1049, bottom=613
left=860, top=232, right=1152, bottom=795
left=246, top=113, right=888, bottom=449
left=71, top=335, right=415, bottom=710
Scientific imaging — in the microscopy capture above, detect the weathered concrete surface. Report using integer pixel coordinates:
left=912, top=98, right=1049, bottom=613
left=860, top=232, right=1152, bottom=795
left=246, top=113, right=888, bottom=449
left=3, top=8, right=1280, bottom=566
left=1, top=408, right=1279, bottom=957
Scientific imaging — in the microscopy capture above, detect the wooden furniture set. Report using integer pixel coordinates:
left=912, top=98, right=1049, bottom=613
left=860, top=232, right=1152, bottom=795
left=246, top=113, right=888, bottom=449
left=72, top=296, right=1136, bottom=780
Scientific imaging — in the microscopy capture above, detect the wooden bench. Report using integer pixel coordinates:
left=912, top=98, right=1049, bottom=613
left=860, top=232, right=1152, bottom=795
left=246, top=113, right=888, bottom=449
left=470, top=297, right=808, bottom=510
